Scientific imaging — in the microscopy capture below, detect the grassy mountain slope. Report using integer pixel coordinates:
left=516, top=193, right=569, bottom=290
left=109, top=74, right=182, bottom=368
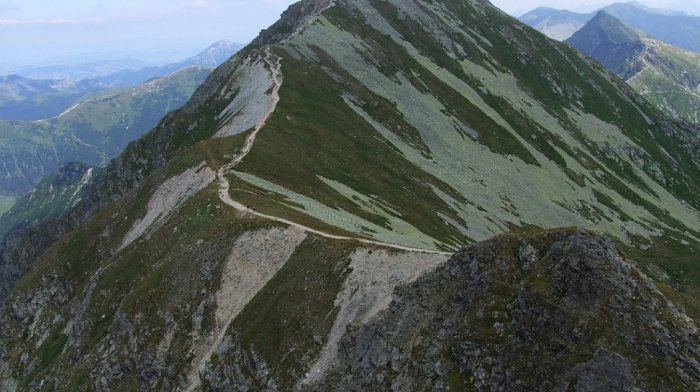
left=0, top=0, right=698, bottom=390
left=0, top=66, right=210, bottom=196
left=0, top=162, right=99, bottom=239
left=567, top=12, right=700, bottom=123
left=0, top=75, right=104, bottom=121
left=227, top=0, right=700, bottom=292
left=0, top=196, right=14, bottom=216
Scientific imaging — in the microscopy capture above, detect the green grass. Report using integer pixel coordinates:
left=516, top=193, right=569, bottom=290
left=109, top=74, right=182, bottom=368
left=231, top=235, right=356, bottom=390
left=625, top=40, right=700, bottom=124
left=0, top=195, right=16, bottom=216
left=235, top=46, right=468, bottom=249
left=622, top=233, right=700, bottom=298
left=228, top=175, right=363, bottom=238
left=0, top=164, right=98, bottom=240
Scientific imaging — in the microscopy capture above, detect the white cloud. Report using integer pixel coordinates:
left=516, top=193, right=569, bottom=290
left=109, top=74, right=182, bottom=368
left=0, top=18, right=102, bottom=25
left=191, top=0, right=220, bottom=9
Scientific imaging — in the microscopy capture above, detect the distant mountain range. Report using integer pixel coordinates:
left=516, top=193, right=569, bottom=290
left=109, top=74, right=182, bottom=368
left=567, top=11, right=700, bottom=123
left=0, top=75, right=105, bottom=121
left=520, top=1, right=700, bottom=50
left=8, top=59, right=148, bottom=81
left=10, top=41, right=242, bottom=82
left=92, top=40, right=243, bottom=88
left=0, top=66, right=212, bottom=197
left=0, top=41, right=242, bottom=121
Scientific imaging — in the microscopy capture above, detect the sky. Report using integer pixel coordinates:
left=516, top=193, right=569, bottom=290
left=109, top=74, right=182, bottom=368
left=0, top=0, right=296, bottom=69
left=1, top=0, right=700, bottom=70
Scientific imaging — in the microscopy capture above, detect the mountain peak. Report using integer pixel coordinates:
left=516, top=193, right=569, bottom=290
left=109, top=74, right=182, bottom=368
left=253, top=0, right=335, bottom=45
left=567, top=9, right=700, bottom=123
left=566, top=11, right=645, bottom=74
left=181, top=40, right=242, bottom=68
left=589, top=11, right=644, bottom=43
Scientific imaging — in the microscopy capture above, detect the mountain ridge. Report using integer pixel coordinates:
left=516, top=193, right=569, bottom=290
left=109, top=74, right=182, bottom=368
left=520, top=1, right=700, bottom=48
left=567, top=11, right=700, bottom=123
left=0, top=0, right=698, bottom=390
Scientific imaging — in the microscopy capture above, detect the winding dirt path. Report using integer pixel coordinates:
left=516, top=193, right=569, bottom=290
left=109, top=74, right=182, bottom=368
left=214, top=49, right=450, bottom=256
left=184, top=45, right=451, bottom=391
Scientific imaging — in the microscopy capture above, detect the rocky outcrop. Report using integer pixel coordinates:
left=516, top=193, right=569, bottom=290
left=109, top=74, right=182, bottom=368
left=318, top=229, right=699, bottom=391
left=0, top=218, right=73, bottom=304
left=253, top=0, right=335, bottom=45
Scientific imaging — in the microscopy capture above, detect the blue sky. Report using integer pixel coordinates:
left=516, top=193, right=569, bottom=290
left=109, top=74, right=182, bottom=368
left=0, top=0, right=296, bottom=68
left=1, top=0, right=699, bottom=69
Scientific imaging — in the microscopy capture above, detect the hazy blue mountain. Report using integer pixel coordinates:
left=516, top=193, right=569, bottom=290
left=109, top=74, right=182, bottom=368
left=603, top=3, right=700, bottom=51
left=567, top=11, right=700, bottom=124
left=566, top=11, right=645, bottom=76
left=0, top=41, right=242, bottom=121
left=0, top=75, right=106, bottom=121
left=519, top=7, right=593, bottom=40
left=95, top=40, right=243, bottom=87
left=0, top=66, right=211, bottom=196
left=11, top=59, right=148, bottom=81
left=520, top=1, right=700, bottom=51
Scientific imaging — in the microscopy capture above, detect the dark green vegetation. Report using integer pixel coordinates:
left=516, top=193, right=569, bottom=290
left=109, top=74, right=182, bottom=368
left=567, top=12, right=700, bottom=123
left=0, top=66, right=210, bottom=196
left=0, top=163, right=99, bottom=240
left=227, top=236, right=356, bottom=390
left=0, top=131, right=265, bottom=390
left=238, top=47, right=468, bottom=249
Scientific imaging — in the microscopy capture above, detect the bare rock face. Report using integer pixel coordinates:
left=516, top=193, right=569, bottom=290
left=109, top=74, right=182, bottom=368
left=318, top=229, right=699, bottom=391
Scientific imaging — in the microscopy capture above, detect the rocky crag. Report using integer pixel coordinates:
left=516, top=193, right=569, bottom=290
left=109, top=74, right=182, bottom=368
left=317, top=229, right=699, bottom=391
